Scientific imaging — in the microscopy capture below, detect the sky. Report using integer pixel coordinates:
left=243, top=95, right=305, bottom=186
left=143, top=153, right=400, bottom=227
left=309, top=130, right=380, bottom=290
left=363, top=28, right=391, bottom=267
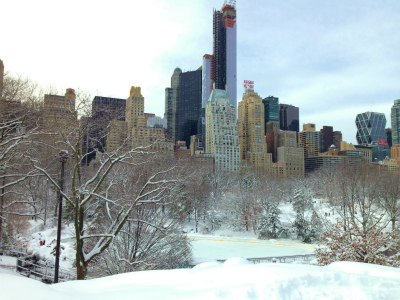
left=2, top=0, right=400, bottom=144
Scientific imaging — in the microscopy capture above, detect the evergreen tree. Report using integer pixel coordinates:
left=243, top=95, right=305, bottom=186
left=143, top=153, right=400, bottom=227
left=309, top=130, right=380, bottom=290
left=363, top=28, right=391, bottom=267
left=258, top=205, right=282, bottom=239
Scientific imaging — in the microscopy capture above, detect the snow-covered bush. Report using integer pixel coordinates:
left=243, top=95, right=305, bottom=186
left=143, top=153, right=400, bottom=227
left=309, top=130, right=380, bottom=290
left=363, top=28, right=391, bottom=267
left=316, top=220, right=400, bottom=267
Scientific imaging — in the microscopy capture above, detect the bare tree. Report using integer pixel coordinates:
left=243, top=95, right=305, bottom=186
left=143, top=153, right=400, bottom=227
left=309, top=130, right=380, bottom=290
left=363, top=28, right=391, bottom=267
left=95, top=201, right=191, bottom=275
left=378, top=171, right=400, bottom=230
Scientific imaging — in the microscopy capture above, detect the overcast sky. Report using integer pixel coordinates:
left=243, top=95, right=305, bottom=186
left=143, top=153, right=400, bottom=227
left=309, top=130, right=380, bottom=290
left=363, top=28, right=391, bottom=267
left=2, top=0, right=400, bottom=144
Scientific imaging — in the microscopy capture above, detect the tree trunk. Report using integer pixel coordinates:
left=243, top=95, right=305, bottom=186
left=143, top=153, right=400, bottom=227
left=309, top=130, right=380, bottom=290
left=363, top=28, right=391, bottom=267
left=0, top=175, right=5, bottom=244
left=77, top=260, right=88, bottom=280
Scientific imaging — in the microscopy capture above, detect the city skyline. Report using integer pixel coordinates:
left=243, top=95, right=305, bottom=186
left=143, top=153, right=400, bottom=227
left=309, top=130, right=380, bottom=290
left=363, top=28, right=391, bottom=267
left=2, top=0, right=399, bottom=144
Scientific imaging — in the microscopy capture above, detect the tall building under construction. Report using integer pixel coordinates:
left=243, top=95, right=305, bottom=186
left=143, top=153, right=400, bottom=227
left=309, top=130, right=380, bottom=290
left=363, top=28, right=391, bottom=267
left=202, top=1, right=237, bottom=112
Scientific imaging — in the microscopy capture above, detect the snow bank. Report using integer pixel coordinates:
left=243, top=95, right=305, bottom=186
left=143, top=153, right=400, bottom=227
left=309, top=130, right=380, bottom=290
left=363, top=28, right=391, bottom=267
left=2, top=260, right=400, bottom=300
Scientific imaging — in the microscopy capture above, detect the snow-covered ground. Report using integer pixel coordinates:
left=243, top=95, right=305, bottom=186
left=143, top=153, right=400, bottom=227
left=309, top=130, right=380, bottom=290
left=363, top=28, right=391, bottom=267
left=1, top=258, right=400, bottom=300
left=0, top=255, right=16, bottom=267
left=189, top=233, right=314, bottom=264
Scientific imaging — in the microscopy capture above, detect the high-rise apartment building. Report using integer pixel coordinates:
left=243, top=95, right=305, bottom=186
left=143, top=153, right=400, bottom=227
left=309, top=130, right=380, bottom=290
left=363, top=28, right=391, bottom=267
left=356, top=111, right=387, bottom=145
left=279, top=104, right=299, bottom=132
left=319, top=126, right=334, bottom=153
left=177, top=69, right=202, bottom=148
left=298, top=123, right=320, bottom=174
left=210, top=1, right=237, bottom=111
left=206, top=88, right=240, bottom=172
left=126, top=87, right=145, bottom=132
left=165, top=68, right=182, bottom=142
left=391, top=144, right=400, bottom=166
left=391, top=99, right=400, bottom=145
left=238, top=89, right=272, bottom=174
left=262, top=96, right=279, bottom=134
left=333, top=131, right=342, bottom=149
left=44, top=88, right=76, bottom=126
left=202, top=54, right=213, bottom=109
left=277, top=131, right=304, bottom=177
left=106, top=86, right=172, bottom=153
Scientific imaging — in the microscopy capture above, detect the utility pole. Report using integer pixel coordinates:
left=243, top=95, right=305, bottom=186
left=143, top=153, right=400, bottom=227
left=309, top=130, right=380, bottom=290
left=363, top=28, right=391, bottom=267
left=54, top=150, right=69, bottom=283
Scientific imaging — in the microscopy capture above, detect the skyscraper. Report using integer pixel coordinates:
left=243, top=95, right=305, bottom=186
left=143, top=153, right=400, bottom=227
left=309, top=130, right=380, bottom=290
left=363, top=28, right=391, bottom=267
left=279, top=104, right=299, bottom=132
left=319, top=126, right=334, bottom=153
left=210, top=1, right=237, bottom=111
left=238, top=89, right=272, bottom=174
left=391, top=99, right=400, bottom=145
left=177, top=69, right=202, bottom=148
left=44, top=88, right=76, bottom=126
left=206, top=88, right=240, bottom=172
left=298, top=123, right=320, bottom=173
left=355, top=111, right=386, bottom=145
left=165, top=68, right=182, bottom=142
left=262, top=96, right=279, bottom=134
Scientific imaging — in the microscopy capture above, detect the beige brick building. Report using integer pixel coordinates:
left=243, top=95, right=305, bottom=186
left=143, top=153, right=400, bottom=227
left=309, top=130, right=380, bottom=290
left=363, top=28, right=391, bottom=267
left=276, top=131, right=304, bottom=177
left=106, top=86, right=172, bottom=153
left=391, top=144, right=400, bottom=166
left=106, top=120, right=128, bottom=153
left=298, top=123, right=320, bottom=173
left=237, top=89, right=272, bottom=174
left=43, top=88, right=76, bottom=127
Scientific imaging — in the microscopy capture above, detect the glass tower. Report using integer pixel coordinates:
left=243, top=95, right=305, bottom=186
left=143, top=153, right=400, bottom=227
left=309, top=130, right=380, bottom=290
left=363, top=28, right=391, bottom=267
left=391, top=99, right=400, bottom=145
left=212, top=1, right=237, bottom=111
left=279, top=104, right=299, bottom=132
left=262, top=96, right=279, bottom=125
left=177, top=69, right=202, bottom=148
left=355, top=111, right=386, bottom=145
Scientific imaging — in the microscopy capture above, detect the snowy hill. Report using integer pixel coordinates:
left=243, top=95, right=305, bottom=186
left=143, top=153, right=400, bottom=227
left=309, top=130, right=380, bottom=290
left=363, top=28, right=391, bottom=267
left=1, top=259, right=400, bottom=300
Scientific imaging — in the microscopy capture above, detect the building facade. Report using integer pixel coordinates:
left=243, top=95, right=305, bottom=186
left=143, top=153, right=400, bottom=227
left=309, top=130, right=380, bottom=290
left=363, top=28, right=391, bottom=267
left=279, top=104, right=299, bottom=132
left=211, top=2, right=237, bottom=111
left=177, top=69, right=202, bottom=148
left=277, top=131, right=304, bottom=177
left=319, top=126, right=334, bottom=153
left=298, top=123, right=320, bottom=174
left=206, top=88, right=240, bottom=172
left=262, top=96, right=279, bottom=134
left=391, top=99, right=400, bottom=146
left=238, top=89, right=272, bottom=174
left=165, top=68, right=182, bottom=142
left=44, top=88, right=76, bottom=127
left=356, top=111, right=387, bottom=145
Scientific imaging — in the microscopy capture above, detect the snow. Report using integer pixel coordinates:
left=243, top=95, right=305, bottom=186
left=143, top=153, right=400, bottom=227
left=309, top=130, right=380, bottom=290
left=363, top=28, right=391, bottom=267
left=0, top=255, right=17, bottom=267
left=28, top=225, right=76, bottom=271
left=1, top=260, right=400, bottom=300
left=190, top=234, right=314, bottom=263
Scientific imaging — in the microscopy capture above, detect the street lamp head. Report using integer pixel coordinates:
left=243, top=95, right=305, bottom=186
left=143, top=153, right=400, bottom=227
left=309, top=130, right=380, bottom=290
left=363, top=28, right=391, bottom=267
left=59, top=150, right=69, bottom=163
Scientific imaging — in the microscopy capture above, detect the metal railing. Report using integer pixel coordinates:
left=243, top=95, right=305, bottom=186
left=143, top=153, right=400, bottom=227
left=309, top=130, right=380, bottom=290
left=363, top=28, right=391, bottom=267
left=0, top=244, right=28, bottom=257
left=16, top=256, right=76, bottom=284
left=213, top=254, right=316, bottom=265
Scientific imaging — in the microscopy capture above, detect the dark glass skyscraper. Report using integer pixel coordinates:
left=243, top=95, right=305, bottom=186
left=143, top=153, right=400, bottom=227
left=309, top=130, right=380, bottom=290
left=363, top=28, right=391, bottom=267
left=262, top=96, right=279, bottom=134
left=355, top=111, right=386, bottom=145
left=319, top=126, right=334, bottom=153
left=82, top=96, right=126, bottom=165
left=177, top=69, right=202, bottom=148
left=279, top=104, right=299, bottom=132
left=211, top=1, right=237, bottom=110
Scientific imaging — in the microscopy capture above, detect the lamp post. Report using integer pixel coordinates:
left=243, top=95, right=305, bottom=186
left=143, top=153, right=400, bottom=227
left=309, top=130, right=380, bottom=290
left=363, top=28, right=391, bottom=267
left=54, top=149, right=69, bottom=283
